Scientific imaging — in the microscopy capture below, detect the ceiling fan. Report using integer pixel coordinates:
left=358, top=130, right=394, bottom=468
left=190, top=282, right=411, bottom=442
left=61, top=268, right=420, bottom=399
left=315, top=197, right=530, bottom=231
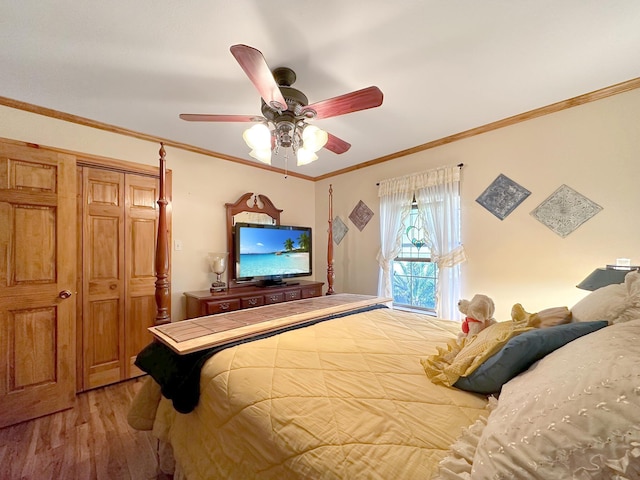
left=179, top=44, right=384, bottom=166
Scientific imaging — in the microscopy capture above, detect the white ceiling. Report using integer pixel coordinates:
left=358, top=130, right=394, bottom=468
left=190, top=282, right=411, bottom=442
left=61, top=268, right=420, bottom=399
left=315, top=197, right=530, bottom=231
left=2, top=1, right=640, bottom=178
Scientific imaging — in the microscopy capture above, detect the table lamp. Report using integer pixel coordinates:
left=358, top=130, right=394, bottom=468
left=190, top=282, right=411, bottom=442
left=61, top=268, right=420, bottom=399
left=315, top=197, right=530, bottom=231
left=208, top=252, right=228, bottom=293
left=577, top=265, right=639, bottom=291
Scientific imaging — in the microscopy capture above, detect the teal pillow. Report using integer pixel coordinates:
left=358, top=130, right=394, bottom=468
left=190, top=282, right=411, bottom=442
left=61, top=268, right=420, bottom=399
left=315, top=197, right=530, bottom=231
left=454, top=321, right=608, bottom=394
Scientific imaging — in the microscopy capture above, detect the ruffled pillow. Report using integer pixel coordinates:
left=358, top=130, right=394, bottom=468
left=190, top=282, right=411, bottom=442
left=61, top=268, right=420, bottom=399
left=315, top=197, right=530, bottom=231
left=511, top=303, right=572, bottom=328
left=468, top=319, right=640, bottom=478
left=571, top=270, right=640, bottom=324
left=535, top=306, right=571, bottom=327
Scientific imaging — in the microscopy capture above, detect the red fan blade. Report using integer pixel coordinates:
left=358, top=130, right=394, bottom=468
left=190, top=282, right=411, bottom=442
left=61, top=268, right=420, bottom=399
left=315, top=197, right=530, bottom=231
left=179, top=114, right=260, bottom=122
left=307, top=86, right=383, bottom=120
left=230, top=44, right=287, bottom=111
left=324, top=133, right=351, bottom=154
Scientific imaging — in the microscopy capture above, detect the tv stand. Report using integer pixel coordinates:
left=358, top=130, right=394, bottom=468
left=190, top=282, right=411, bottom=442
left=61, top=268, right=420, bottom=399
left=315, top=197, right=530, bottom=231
left=184, top=280, right=324, bottom=319
left=258, top=279, right=286, bottom=288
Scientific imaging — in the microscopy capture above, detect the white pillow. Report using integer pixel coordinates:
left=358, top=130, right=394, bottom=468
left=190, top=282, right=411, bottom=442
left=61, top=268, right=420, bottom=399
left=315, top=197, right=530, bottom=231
left=571, top=270, right=640, bottom=324
left=469, top=319, right=640, bottom=478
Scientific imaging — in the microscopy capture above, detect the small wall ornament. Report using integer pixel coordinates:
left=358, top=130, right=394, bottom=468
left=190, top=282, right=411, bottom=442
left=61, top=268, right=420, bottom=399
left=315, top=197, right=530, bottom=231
left=530, top=184, right=602, bottom=238
left=476, top=174, right=531, bottom=220
left=349, top=200, right=374, bottom=231
left=332, top=216, right=349, bottom=245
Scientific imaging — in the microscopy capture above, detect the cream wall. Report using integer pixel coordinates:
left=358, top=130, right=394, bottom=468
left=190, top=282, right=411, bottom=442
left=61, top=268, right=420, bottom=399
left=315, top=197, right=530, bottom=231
left=3, top=87, right=639, bottom=323
left=0, top=105, right=316, bottom=320
left=315, top=88, right=640, bottom=321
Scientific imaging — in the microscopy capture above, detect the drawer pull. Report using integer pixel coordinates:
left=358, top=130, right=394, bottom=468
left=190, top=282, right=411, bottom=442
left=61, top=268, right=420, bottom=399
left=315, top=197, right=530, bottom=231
left=220, top=303, right=230, bottom=310
left=269, top=295, right=279, bottom=302
left=248, top=298, right=258, bottom=305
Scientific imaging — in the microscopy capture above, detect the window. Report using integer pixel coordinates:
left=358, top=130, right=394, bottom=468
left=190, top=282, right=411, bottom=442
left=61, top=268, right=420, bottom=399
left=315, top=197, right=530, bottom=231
left=378, top=165, right=463, bottom=319
left=392, top=199, right=438, bottom=313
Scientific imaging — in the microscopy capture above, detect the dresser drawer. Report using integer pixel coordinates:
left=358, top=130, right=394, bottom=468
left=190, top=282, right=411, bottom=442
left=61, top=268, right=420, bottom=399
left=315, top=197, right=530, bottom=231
left=184, top=281, right=324, bottom=319
left=205, top=299, right=241, bottom=315
left=284, top=289, right=301, bottom=301
left=301, top=285, right=323, bottom=298
left=241, top=295, right=265, bottom=309
left=264, top=292, right=285, bottom=305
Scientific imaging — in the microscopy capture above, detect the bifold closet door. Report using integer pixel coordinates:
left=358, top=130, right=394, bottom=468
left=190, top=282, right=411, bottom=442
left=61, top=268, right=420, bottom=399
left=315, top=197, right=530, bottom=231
left=81, top=168, right=126, bottom=389
left=124, top=174, right=158, bottom=379
left=80, top=167, right=159, bottom=390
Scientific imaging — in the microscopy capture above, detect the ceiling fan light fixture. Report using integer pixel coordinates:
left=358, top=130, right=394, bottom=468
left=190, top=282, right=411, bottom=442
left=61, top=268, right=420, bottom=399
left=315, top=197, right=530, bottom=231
left=296, top=147, right=318, bottom=166
left=249, top=148, right=272, bottom=165
left=243, top=123, right=271, bottom=150
left=181, top=45, right=381, bottom=168
left=302, top=125, right=328, bottom=153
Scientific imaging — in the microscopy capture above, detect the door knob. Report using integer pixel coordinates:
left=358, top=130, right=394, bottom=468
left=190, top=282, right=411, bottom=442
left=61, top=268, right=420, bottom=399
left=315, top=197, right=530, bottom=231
left=59, top=290, right=72, bottom=299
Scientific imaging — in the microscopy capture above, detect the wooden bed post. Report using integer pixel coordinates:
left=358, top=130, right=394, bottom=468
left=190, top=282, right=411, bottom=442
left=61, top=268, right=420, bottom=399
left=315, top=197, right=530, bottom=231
left=326, top=184, right=335, bottom=295
left=155, top=143, right=171, bottom=325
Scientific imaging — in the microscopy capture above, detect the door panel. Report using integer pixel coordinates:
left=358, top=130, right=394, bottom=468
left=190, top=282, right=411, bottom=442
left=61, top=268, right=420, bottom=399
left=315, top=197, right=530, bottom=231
left=87, top=298, right=122, bottom=387
left=125, top=175, right=158, bottom=378
left=14, top=206, right=56, bottom=283
left=82, top=168, right=125, bottom=389
left=11, top=307, right=56, bottom=389
left=0, top=142, right=76, bottom=429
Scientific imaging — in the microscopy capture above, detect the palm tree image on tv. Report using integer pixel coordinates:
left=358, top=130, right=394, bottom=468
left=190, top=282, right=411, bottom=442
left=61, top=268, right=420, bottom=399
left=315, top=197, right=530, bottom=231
left=297, top=232, right=310, bottom=251
left=283, top=238, right=295, bottom=252
left=283, top=232, right=310, bottom=253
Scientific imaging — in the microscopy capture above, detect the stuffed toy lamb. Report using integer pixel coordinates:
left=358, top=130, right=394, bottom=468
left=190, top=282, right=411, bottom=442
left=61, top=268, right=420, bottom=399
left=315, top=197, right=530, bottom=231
left=457, top=294, right=497, bottom=342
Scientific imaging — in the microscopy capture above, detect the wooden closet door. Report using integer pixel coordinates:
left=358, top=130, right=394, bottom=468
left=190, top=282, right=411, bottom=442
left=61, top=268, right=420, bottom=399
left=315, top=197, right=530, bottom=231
left=124, top=174, right=158, bottom=378
left=82, top=168, right=126, bottom=389
left=0, top=142, right=76, bottom=428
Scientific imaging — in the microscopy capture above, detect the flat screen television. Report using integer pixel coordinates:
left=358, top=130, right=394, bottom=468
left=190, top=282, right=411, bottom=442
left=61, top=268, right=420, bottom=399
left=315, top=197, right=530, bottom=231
left=234, top=222, right=312, bottom=286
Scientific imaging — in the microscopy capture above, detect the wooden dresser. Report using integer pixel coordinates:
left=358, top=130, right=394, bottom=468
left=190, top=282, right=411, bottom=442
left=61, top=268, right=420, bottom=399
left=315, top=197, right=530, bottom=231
left=184, top=280, right=324, bottom=319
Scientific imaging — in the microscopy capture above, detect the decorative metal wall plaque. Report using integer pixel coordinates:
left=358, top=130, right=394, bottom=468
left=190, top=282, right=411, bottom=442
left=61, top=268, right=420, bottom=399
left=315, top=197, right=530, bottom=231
left=349, top=200, right=374, bottom=231
left=476, top=174, right=531, bottom=220
left=530, top=184, right=602, bottom=238
left=332, top=216, right=348, bottom=245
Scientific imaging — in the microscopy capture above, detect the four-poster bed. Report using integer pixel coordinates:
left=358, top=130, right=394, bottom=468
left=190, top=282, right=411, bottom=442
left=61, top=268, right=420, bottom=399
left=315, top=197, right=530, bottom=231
left=129, top=144, right=640, bottom=479
left=154, top=143, right=171, bottom=325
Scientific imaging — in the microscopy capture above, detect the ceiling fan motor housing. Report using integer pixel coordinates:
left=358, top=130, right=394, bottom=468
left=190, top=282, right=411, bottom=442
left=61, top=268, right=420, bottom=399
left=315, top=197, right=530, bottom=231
left=272, top=67, right=296, bottom=87
left=262, top=67, right=318, bottom=116
left=261, top=87, right=310, bottom=118
left=261, top=67, right=314, bottom=151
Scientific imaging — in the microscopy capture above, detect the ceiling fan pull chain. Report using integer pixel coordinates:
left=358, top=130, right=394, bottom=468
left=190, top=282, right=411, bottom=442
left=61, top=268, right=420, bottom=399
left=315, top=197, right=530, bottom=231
left=284, top=151, right=289, bottom=179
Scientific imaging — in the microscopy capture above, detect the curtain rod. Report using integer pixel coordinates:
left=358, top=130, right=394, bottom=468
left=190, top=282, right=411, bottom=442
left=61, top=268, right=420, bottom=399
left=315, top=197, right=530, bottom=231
left=375, top=163, right=464, bottom=186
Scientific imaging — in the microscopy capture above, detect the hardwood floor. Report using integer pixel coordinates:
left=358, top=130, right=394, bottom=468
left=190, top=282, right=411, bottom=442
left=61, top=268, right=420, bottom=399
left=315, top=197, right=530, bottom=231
left=0, top=377, right=167, bottom=480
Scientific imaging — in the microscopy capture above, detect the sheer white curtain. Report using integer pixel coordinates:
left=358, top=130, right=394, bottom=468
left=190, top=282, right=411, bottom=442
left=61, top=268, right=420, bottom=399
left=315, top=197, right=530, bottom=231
left=414, top=166, right=466, bottom=320
left=377, top=165, right=465, bottom=320
left=376, top=177, right=413, bottom=298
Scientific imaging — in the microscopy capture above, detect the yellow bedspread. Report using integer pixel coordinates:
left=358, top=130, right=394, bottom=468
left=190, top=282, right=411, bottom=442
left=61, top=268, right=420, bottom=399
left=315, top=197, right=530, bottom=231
left=143, top=307, right=489, bottom=479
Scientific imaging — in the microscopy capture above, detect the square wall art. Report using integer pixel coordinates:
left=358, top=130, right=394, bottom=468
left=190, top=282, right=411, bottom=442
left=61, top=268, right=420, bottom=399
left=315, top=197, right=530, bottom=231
left=349, top=200, right=374, bottom=231
left=332, top=216, right=348, bottom=245
left=530, top=184, right=602, bottom=238
left=476, top=174, right=531, bottom=220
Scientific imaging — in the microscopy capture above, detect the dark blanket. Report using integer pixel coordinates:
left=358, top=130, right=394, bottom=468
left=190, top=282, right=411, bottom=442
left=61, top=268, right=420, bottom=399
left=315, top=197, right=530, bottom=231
left=135, top=303, right=388, bottom=413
